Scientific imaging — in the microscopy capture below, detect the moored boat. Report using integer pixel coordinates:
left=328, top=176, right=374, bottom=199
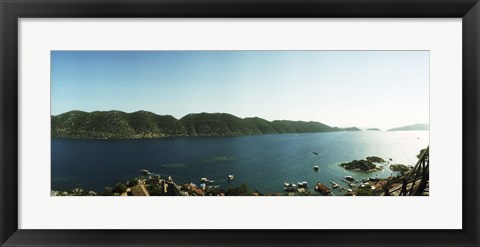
left=284, top=182, right=298, bottom=191
left=329, top=180, right=340, bottom=188
left=315, top=182, right=332, bottom=195
left=200, top=178, right=215, bottom=184
left=297, top=181, right=308, bottom=189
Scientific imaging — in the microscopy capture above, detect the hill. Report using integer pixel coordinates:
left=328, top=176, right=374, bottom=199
left=388, top=123, right=429, bottom=131
left=51, top=110, right=360, bottom=139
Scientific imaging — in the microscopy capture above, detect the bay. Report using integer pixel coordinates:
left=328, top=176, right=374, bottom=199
left=51, top=131, right=429, bottom=194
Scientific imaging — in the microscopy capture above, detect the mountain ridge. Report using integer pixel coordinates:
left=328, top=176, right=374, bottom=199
left=51, top=110, right=361, bottom=139
left=388, top=123, right=429, bottom=131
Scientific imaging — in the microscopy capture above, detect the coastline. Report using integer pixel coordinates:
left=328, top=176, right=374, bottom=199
left=52, top=147, right=429, bottom=197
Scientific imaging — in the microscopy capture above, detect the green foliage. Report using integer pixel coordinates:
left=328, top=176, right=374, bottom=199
left=52, top=110, right=361, bottom=139
left=225, top=183, right=250, bottom=196
left=149, top=186, right=165, bottom=196
left=128, top=178, right=139, bottom=187
left=389, top=164, right=410, bottom=174
left=112, top=183, right=127, bottom=194
left=101, top=187, right=114, bottom=196
left=356, top=188, right=374, bottom=196
left=340, top=160, right=378, bottom=171
left=366, top=156, right=385, bottom=163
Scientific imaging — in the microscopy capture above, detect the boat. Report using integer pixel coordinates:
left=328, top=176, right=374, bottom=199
left=329, top=180, right=340, bottom=188
left=297, top=181, right=308, bottom=188
left=200, top=178, right=215, bottom=184
left=140, top=169, right=151, bottom=175
left=312, top=152, right=319, bottom=155
left=284, top=182, right=298, bottom=191
left=227, top=175, right=234, bottom=181
left=313, top=166, right=319, bottom=171
left=345, top=176, right=354, bottom=181
left=315, top=183, right=332, bottom=195
left=284, top=187, right=296, bottom=192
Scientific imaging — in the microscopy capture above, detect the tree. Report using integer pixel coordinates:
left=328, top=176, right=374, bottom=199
left=102, top=187, right=114, bottom=196
left=128, top=178, right=139, bottom=187
left=149, top=187, right=164, bottom=196
left=113, top=183, right=127, bottom=194
left=356, top=188, right=373, bottom=196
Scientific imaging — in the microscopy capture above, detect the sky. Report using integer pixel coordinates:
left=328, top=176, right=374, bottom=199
left=51, top=51, right=429, bottom=130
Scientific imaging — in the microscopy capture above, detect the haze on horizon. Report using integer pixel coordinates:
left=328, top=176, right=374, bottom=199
left=51, top=51, right=429, bottom=130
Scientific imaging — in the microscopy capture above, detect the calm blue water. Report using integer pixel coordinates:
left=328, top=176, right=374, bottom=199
left=51, top=131, right=429, bottom=194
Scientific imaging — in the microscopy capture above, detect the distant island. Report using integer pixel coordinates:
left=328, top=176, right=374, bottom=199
left=51, top=110, right=361, bottom=139
left=367, top=128, right=381, bottom=131
left=388, top=123, right=429, bottom=131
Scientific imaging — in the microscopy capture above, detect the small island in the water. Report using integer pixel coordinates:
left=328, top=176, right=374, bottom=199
left=51, top=110, right=361, bottom=139
left=367, top=128, right=381, bottom=131
left=339, top=157, right=384, bottom=172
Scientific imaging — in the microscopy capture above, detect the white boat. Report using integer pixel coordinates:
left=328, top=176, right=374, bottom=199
left=200, top=178, right=215, bottom=184
left=227, top=175, right=234, bottom=181
left=329, top=181, right=340, bottom=188
left=297, top=181, right=308, bottom=188
left=140, top=169, right=150, bottom=175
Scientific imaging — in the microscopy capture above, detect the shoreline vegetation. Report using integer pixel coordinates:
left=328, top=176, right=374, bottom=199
left=51, top=110, right=362, bottom=139
left=51, top=148, right=428, bottom=197
left=51, top=110, right=429, bottom=139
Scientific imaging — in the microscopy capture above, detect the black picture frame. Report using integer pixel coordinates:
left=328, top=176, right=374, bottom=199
left=1, top=0, right=479, bottom=246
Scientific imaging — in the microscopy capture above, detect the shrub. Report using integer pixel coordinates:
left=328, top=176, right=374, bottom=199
left=113, top=183, right=127, bottom=194
left=356, top=188, right=373, bottom=196
left=102, top=187, right=114, bottom=196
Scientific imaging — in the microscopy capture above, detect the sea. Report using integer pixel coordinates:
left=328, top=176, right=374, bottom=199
left=51, top=130, right=429, bottom=194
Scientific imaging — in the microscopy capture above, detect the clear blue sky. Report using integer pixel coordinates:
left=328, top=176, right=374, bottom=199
left=51, top=51, right=429, bottom=129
